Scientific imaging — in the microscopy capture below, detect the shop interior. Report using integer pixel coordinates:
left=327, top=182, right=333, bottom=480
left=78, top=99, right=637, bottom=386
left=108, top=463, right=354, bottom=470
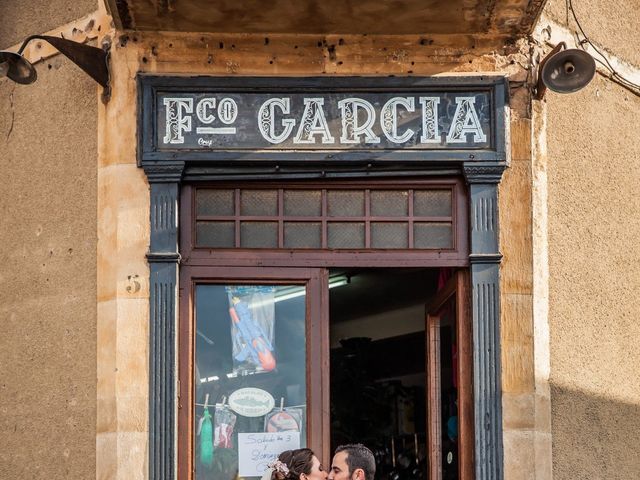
left=329, top=268, right=458, bottom=480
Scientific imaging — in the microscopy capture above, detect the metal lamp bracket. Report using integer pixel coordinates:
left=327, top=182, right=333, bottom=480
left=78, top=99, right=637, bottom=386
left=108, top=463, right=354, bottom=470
left=1, top=34, right=111, bottom=102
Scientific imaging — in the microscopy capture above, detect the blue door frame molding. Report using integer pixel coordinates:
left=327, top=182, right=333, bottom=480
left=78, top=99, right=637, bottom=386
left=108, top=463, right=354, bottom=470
left=139, top=76, right=508, bottom=480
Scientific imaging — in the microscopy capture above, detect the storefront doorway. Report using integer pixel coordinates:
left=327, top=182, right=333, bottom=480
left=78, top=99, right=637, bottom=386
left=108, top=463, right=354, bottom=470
left=176, top=180, right=473, bottom=479
left=182, top=264, right=471, bottom=480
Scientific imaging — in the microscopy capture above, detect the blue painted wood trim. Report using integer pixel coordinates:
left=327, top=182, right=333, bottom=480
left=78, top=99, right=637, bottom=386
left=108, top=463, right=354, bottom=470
left=145, top=167, right=183, bottom=480
left=464, top=163, right=506, bottom=480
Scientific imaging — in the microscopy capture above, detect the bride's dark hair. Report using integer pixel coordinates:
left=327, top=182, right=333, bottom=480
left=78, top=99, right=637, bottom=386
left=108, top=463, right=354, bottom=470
left=272, top=448, right=315, bottom=480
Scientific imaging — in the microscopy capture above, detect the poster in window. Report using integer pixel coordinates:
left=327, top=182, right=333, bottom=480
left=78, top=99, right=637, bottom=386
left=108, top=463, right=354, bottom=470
left=226, top=286, right=277, bottom=374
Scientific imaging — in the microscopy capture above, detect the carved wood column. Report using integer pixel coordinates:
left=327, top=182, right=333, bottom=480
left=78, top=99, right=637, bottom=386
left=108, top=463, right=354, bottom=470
left=464, top=162, right=506, bottom=480
left=144, top=161, right=184, bottom=480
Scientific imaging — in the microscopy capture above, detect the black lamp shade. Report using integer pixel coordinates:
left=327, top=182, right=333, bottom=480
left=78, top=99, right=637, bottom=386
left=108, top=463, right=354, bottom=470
left=0, top=50, right=37, bottom=84
left=541, top=48, right=596, bottom=94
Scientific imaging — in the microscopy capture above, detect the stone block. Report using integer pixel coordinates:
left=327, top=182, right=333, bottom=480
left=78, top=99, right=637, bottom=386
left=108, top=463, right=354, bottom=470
left=503, top=392, right=535, bottom=430
left=500, top=159, right=533, bottom=294
left=503, top=430, right=535, bottom=480
left=510, top=118, right=532, bottom=161
left=97, top=432, right=118, bottom=480
left=117, top=432, right=148, bottom=480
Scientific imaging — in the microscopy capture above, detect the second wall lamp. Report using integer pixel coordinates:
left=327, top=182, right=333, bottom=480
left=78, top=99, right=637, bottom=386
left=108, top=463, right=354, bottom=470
left=535, top=41, right=596, bottom=100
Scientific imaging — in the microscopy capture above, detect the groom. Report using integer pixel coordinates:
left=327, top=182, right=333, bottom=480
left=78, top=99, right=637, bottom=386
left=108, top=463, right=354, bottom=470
left=328, top=444, right=376, bottom=480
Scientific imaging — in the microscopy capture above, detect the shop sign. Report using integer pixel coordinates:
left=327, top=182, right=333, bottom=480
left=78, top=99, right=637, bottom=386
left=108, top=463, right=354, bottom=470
left=228, top=387, right=275, bottom=417
left=139, top=76, right=507, bottom=162
left=159, top=92, right=490, bottom=149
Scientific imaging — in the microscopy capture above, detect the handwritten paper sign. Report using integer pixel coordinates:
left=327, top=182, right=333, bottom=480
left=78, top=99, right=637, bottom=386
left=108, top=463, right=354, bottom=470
left=238, top=432, right=301, bottom=477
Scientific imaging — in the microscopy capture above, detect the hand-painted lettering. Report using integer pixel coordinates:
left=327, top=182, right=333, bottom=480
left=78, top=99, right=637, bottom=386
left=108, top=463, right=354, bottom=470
left=162, top=94, right=489, bottom=147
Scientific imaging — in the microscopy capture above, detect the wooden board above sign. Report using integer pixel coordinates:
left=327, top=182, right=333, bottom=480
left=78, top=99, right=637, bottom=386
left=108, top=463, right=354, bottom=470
left=138, top=76, right=508, bottom=164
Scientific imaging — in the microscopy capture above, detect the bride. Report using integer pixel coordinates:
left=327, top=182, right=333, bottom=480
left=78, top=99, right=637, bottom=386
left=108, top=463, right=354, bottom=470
left=261, top=449, right=328, bottom=480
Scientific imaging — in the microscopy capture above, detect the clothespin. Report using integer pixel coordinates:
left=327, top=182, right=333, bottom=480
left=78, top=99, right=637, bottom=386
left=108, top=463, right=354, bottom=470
left=197, top=393, right=210, bottom=436
left=391, top=437, right=396, bottom=468
left=221, top=395, right=226, bottom=406
left=280, top=397, right=284, bottom=411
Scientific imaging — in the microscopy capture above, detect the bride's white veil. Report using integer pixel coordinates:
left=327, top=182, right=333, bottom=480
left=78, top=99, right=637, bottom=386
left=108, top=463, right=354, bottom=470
left=260, top=467, right=274, bottom=480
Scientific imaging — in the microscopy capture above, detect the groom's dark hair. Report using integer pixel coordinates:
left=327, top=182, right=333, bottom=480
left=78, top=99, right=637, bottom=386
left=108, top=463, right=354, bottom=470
left=335, top=444, right=376, bottom=480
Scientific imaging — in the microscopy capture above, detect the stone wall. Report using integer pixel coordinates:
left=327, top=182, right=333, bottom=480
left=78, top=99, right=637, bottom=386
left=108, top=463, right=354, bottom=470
left=95, top=26, right=536, bottom=479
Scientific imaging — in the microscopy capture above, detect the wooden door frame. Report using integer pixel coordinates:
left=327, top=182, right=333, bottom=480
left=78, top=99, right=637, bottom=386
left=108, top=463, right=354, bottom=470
left=427, top=270, right=473, bottom=480
left=177, top=175, right=474, bottom=478
left=177, top=266, right=330, bottom=479
left=142, top=173, right=505, bottom=480
left=178, top=265, right=473, bottom=480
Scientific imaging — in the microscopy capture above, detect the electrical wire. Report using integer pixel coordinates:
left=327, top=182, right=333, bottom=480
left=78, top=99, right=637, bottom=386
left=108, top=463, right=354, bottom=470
left=568, top=0, right=640, bottom=94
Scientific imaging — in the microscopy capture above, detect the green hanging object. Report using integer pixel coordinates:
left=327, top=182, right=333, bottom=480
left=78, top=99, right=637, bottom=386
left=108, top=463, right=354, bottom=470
left=199, top=406, right=214, bottom=468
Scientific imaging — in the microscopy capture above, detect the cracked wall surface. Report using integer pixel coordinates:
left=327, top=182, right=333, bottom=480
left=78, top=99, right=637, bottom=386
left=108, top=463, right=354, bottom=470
left=544, top=0, right=640, bottom=67
left=0, top=6, right=98, bottom=478
left=0, top=0, right=98, bottom=47
left=546, top=75, right=640, bottom=479
left=541, top=0, right=640, bottom=478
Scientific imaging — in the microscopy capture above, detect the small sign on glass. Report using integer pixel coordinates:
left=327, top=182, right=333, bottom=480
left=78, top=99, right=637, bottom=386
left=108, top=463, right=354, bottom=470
left=238, top=432, right=301, bottom=477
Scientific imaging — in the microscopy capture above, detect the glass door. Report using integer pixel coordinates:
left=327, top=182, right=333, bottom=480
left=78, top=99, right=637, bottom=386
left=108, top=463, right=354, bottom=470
left=426, top=270, right=472, bottom=480
left=179, top=267, right=472, bottom=480
left=179, top=267, right=329, bottom=480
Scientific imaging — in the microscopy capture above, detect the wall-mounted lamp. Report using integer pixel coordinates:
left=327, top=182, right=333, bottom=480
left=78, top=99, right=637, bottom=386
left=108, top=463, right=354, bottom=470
left=0, top=35, right=110, bottom=101
left=535, top=41, right=596, bottom=100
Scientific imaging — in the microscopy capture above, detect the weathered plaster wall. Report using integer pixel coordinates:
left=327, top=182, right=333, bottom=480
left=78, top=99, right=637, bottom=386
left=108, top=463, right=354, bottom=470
left=538, top=0, right=640, bottom=477
left=0, top=54, right=98, bottom=479
left=544, top=0, right=640, bottom=67
left=0, top=0, right=98, bottom=47
left=545, top=73, right=640, bottom=478
left=0, top=2, right=98, bottom=478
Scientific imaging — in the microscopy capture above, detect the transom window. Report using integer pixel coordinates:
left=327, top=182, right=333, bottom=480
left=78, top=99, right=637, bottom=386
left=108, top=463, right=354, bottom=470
left=194, top=186, right=455, bottom=250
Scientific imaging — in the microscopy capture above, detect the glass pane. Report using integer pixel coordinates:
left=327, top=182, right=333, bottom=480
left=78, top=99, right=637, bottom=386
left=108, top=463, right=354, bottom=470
left=414, top=190, right=452, bottom=217
left=284, top=190, right=322, bottom=216
left=414, top=223, right=453, bottom=248
left=284, top=222, right=322, bottom=249
left=196, top=221, right=235, bottom=248
left=370, top=190, right=409, bottom=217
left=241, top=190, right=278, bottom=216
left=439, top=297, right=459, bottom=480
left=371, top=222, right=408, bottom=248
left=240, top=222, right=278, bottom=248
left=197, top=189, right=235, bottom=216
left=195, top=284, right=307, bottom=480
left=327, top=190, right=365, bottom=217
left=328, top=223, right=365, bottom=248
